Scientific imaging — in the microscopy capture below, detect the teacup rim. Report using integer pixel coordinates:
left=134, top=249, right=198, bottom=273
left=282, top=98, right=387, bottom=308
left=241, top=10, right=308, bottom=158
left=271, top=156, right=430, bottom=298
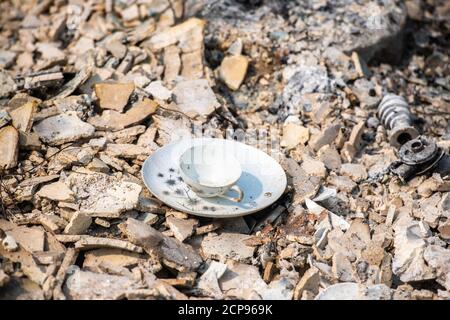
left=178, top=145, right=242, bottom=188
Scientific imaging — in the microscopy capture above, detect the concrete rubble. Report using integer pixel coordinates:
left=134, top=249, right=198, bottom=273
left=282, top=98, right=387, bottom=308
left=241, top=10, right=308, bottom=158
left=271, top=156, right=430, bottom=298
left=0, top=0, right=448, bottom=301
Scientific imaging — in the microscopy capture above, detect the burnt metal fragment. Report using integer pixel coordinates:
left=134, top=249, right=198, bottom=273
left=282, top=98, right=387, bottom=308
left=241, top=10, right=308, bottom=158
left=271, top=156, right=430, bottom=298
left=390, top=136, right=450, bottom=182
left=378, top=94, right=419, bottom=148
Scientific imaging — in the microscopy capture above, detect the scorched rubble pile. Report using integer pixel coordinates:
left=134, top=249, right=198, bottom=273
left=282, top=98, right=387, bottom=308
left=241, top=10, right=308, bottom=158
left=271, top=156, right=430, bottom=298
left=0, top=0, right=449, bottom=300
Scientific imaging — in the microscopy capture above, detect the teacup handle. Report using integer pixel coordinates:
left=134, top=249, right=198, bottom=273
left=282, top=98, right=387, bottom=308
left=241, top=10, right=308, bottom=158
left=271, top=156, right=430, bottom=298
left=218, top=185, right=244, bottom=202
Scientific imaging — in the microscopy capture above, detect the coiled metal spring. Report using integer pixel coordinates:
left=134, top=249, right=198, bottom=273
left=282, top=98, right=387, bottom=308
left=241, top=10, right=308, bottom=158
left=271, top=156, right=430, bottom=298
left=378, top=94, right=419, bottom=148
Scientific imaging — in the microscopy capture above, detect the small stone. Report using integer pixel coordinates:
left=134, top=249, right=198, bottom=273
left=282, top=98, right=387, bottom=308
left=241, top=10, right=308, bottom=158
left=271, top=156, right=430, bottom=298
left=310, top=124, right=341, bottom=151
left=327, top=174, right=357, bottom=192
left=201, top=233, right=255, bottom=263
left=293, top=267, right=320, bottom=300
left=316, top=283, right=392, bottom=300
left=351, top=51, right=371, bottom=78
left=166, top=216, right=197, bottom=242
left=0, top=270, right=9, bottom=287
left=282, top=158, right=321, bottom=204
left=197, top=261, right=227, bottom=298
left=392, top=214, right=435, bottom=283
left=144, top=81, right=172, bottom=100
left=438, top=220, right=450, bottom=240
left=342, top=121, right=365, bottom=162
left=219, top=260, right=269, bottom=300
left=340, top=163, right=368, bottom=182
left=87, top=158, right=110, bottom=173
left=105, top=143, right=150, bottom=159
left=0, top=126, right=19, bottom=169
left=0, top=110, right=11, bottom=128
left=94, top=218, right=110, bottom=228
left=83, top=248, right=145, bottom=270
left=317, top=145, right=342, bottom=171
left=0, top=50, right=17, bottom=68
left=2, top=235, right=19, bottom=252
left=122, top=218, right=202, bottom=272
left=88, top=98, right=158, bottom=131
left=9, top=101, right=38, bottom=133
left=423, top=245, right=450, bottom=290
left=94, top=83, right=135, bottom=112
left=64, top=212, right=92, bottom=235
left=172, top=79, right=220, bottom=117
left=64, top=269, right=141, bottom=300
left=301, top=156, right=326, bottom=177
left=104, top=40, right=127, bottom=60
left=281, top=123, right=309, bottom=150
left=219, top=55, right=249, bottom=90
left=0, top=69, right=16, bottom=98
left=332, top=252, right=354, bottom=282
left=66, top=172, right=142, bottom=218
left=37, top=181, right=75, bottom=202
left=140, top=212, right=159, bottom=225
left=121, top=4, right=139, bottom=22
left=74, top=237, right=143, bottom=253
left=34, top=113, right=95, bottom=146
left=227, top=39, right=243, bottom=56
left=147, top=18, right=205, bottom=51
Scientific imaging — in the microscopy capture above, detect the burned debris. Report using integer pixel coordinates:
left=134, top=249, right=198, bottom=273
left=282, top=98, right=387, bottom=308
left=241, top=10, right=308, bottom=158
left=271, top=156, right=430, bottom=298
left=0, top=0, right=449, bottom=301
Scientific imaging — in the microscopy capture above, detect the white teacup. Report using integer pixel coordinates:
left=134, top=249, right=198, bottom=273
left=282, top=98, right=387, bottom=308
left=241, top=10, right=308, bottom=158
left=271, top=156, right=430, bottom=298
left=179, top=144, right=244, bottom=202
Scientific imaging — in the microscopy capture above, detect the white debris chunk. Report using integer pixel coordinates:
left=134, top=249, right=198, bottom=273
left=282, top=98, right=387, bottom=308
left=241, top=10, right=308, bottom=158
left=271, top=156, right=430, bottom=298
left=34, top=113, right=95, bottom=145
left=201, top=232, right=255, bottom=263
left=172, top=79, right=220, bottom=117
left=316, top=283, right=392, bottom=300
left=64, top=212, right=92, bottom=235
left=197, top=261, right=227, bottom=298
left=66, top=172, right=142, bottom=218
left=392, top=214, right=435, bottom=283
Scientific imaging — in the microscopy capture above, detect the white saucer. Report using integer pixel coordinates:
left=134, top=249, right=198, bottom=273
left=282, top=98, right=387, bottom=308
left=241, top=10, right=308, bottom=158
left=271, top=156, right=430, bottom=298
left=141, top=138, right=287, bottom=218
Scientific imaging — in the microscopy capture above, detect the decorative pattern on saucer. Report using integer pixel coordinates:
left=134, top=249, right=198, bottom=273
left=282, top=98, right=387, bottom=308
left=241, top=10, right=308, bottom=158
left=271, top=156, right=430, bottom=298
left=141, top=138, right=287, bottom=218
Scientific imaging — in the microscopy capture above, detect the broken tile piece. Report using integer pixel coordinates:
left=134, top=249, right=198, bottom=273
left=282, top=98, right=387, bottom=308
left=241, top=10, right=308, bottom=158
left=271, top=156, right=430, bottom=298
left=293, top=267, right=320, bottom=300
left=172, top=79, right=220, bottom=117
left=392, top=214, right=435, bottom=283
left=83, top=248, right=145, bottom=270
left=147, top=18, right=205, bottom=51
left=34, top=113, right=95, bottom=146
left=64, top=269, right=142, bottom=300
left=281, top=123, right=309, bottom=150
left=94, top=83, right=135, bottom=112
left=0, top=126, right=19, bottom=169
left=37, top=181, right=75, bottom=202
left=88, top=98, right=158, bottom=131
left=301, top=156, right=327, bottom=178
left=9, top=101, right=37, bottom=133
left=219, top=260, right=269, bottom=300
left=145, top=81, right=172, bottom=101
left=219, top=55, right=249, bottom=90
left=66, top=172, right=142, bottom=218
left=0, top=50, right=17, bottom=68
left=122, top=218, right=202, bottom=272
left=105, top=144, right=150, bottom=159
left=316, top=283, right=392, bottom=300
left=166, top=216, right=197, bottom=242
left=201, top=232, right=255, bottom=263
left=197, top=261, right=227, bottom=298
left=0, top=110, right=11, bottom=128
left=73, top=236, right=143, bottom=253
left=64, top=212, right=92, bottom=235
left=423, top=245, right=450, bottom=290
left=340, top=163, right=368, bottom=182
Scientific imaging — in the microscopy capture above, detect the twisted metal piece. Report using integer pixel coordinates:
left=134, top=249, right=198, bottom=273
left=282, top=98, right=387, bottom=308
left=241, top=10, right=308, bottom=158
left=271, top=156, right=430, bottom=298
left=378, top=94, right=419, bottom=148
